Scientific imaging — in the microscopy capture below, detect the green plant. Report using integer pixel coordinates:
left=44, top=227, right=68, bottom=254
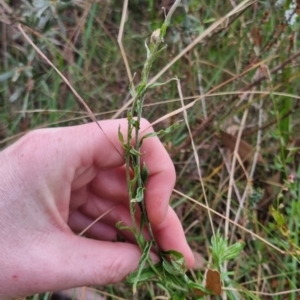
left=117, top=1, right=206, bottom=297
left=116, top=2, right=247, bottom=298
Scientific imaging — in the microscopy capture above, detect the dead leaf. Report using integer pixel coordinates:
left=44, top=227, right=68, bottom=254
left=220, top=130, right=264, bottom=164
left=193, top=268, right=222, bottom=297
left=206, top=268, right=222, bottom=296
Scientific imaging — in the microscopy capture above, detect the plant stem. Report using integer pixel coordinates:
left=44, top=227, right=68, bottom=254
left=125, top=0, right=182, bottom=256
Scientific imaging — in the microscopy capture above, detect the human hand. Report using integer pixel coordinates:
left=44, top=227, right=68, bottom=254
left=0, top=119, right=194, bottom=299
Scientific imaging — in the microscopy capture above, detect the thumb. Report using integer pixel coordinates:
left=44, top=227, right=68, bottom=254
left=5, top=233, right=142, bottom=299
left=59, top=235, right=142, bottom=287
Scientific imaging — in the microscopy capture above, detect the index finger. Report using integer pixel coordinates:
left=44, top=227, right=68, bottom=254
left=139, top=120, right=195, bottom=268
left=139, top=120, right=176, bottom=225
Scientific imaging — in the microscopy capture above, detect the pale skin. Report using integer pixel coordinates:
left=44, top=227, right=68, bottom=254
left=0, top=118, right=194, bottom=299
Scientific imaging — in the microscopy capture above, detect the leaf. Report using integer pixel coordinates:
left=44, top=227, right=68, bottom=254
left=147, top=77, right=177, bottom=89
left=210, top=232, right=226, bottom=267
left=12, top=68, right=22, bottom=82
left=136, top=82, right=147, bottom=96
left=23, top=66, right=33, bottom=78
left=205, top=268, right=222, bottom=296
left=129, top=147, right=142, bottom=156
left=141, top=132, right=158, bottom=140
left=162, top=271, right=187, bottom=287
left=132, top=241, right=152, bottom=294
left=135, top=186, right=145, bottom=202
left=210, top=231, right=244, bottom=267
left=144, top=39, right=151, bottom=59
left=270, top=206, right=290, bottom=236
left=139, top=121, right=181, bottom=146
left=118, top=125, right=124, bottom=143
left=115, top=221, right=134, bottom=232
left=220, top=130, right=264, bottom=164
left=0, top=70, right=14, bottom=82
left=141, top=163, right=149, bottom=185
left=127, top=263, right=162, bottom=284
left=129, top=166, right=139, bottom=192
left=162, top=250, right=187, bottom=275
left=9, top=86, right=25, bottom=103
left=163, top=121, right=182, bottom=134
left=188, top=279, right=211, bottom=297
left=223, top=240, right=245, bottom=261
left=129, top=81, right=136, bottom=98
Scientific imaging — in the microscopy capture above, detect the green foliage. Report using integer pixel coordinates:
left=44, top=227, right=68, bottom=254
left=127, top=250, right=210, bottom=299
left=118, top=2, right=211, bottom=296
left=210, top=232, right=245, bottom=270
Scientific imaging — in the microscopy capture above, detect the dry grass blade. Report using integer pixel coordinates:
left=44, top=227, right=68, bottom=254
left=2, top=90, right=299, bottom=147
left=176, top=78, right=215, bottom=237
left=79, top=206, right=116, bottom=236
left=222, top=93, right=254, bottom=290
left=148, top=100, right=197, bottom=128
left=0, top=0, right=12, bottom=14
left=117, top=0, right=134, bottom=86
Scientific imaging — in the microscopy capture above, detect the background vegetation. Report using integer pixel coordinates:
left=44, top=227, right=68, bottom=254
left=1, top=0, right=300, bottom=299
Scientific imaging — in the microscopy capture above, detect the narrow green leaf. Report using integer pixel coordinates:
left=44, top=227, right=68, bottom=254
left=141, top=163, right=149, bottom=185
left=187, top=279, right=211, bottom=295
left=127, top=263, right=162, bottom=283
left=118, top=125, right=124, bottom=144
left=129, top=75, right=136, bottom=98
left=162, top=271, right=187, bottom=287
left=162, top=250, right=187, bottom=275
left=115, top=221, right=134, bottom=232
left=130, top=147, right=142, bottom=156
left=0, top=70, right=14, bottom=82
left=144, top=39, right=151, bottom=58
left=9, top=86, right=25, bottom=103
left=129, top=177, right=138, bottom=193
left=139, top=121, right=182, bottom=146
left=147, top=77, right=177, bottom=89
left=223, top=241, right=245, bottom=261
left=132, top=241, right=152, bottom=294
left=136, top=82, right=147, bottom=95
left=135, top=186, right=145, bottom=202
left=12, top=69, right=21, bottom=82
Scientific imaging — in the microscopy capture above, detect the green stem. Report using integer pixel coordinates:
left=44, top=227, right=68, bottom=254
left=125, top=0, right=182, bottom=259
